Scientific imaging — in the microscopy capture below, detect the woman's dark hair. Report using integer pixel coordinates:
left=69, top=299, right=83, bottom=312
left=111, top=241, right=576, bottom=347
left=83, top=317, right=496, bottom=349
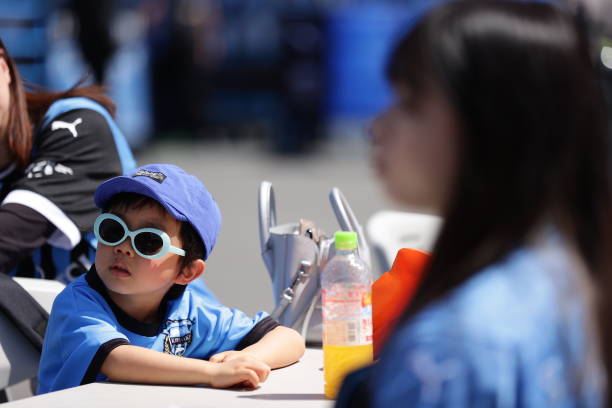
left=388, top=0, right=612, bottom=400
left=0, top=38, right=116, bottom=168
left=104, top=193, right=205, bottom=270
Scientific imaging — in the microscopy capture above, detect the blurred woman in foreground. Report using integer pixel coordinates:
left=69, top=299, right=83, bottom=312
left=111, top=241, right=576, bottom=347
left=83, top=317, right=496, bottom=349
left=338, top=1, right=612, bottom=406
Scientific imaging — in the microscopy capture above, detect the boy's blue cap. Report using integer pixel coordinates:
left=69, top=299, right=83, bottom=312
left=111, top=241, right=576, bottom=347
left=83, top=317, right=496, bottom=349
left=94, top=163, right=221, bottom=260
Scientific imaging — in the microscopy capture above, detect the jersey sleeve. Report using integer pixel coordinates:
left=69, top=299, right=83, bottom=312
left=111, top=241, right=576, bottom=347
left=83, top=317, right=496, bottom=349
left=37, top=281, right=129, bottom=394
left=3, top=108, right=124, bottom=249
left=188, top=296, right=278, bottom=359
left=0, top=203, right=54, bottom=274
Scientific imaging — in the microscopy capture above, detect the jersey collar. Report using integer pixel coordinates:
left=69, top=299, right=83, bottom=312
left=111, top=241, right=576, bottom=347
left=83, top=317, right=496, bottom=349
left=85, top=266, right=179, bottom=337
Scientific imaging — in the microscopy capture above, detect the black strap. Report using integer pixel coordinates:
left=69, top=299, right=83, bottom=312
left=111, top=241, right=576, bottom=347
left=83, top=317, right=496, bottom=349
left=0, top=203, right=55, bottom=276
left=0, top=273, right=49, bottom=352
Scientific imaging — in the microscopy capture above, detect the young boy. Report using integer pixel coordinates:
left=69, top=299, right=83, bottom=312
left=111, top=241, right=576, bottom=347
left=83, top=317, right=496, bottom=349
left=37, top=163, right=305, bottom=394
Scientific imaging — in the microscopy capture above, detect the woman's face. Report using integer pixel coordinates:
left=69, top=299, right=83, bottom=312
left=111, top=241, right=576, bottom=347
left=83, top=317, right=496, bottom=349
left=371, top=84, right=460, bottom=213
left=0, top=53, right=11, bottom=137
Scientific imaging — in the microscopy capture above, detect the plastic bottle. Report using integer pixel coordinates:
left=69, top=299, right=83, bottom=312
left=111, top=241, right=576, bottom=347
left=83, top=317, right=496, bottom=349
left=321, top=231, right=373, bottom=399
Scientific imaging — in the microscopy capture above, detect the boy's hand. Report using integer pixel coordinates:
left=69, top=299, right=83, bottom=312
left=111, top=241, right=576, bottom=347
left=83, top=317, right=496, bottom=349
left=207, top=355, right=271, bottom=389
left=211, top=327, right=305, bottom=370
left=209, top=350, right=258, bottom=364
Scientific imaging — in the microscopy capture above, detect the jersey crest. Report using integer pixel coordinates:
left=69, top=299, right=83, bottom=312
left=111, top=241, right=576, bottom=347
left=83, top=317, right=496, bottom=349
left=162, top=318, right=194, bottom=356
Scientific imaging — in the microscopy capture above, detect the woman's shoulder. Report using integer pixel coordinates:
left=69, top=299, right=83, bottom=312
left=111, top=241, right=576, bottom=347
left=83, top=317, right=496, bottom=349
left=42, top=97, right=113, bottom=125
left=416, top=236, right=584, bottom=342
left=37, top=98, right=113, bottom=138
left=32, top=96, right=135, bottom=173
left=371, top=237, right=603, bottom=406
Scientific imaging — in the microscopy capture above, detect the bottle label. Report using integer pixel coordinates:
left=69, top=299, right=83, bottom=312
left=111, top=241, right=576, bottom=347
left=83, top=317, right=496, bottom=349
left=322, top=283, right=372, bottom=346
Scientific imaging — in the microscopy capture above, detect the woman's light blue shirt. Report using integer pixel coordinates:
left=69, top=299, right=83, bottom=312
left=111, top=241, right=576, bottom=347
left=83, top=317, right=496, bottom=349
left=366, top=233, right=604, bottom=407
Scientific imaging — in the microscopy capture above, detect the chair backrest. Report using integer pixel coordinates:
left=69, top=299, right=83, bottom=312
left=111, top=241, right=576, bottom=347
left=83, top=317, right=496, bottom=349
left=0, top=312, right=40, bottom=391
left=12, top=278, right=65, bottom=315
left=0, top=278, right=64, bottom=391
left=367, top=210, right=442, bottom=274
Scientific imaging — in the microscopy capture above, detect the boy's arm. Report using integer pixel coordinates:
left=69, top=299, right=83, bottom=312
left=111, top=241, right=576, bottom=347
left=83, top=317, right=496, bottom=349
left=101, top=344, right=270, bottom=388
left=210, top=326, right=305, bottom=369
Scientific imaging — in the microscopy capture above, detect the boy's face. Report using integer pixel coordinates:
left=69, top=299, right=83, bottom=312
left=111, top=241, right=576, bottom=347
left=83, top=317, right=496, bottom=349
left=95, top=203, right=184, bottom=299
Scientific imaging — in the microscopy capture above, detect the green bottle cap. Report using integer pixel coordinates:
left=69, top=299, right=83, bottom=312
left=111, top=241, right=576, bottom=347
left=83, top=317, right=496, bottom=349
left=334, top=231, right=358, bottom=250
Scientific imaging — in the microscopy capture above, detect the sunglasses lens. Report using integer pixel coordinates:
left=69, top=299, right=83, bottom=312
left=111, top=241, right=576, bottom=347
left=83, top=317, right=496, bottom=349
left=134, top=232, right=164, bottom=256
left=99, top=218, right=125, bottom=244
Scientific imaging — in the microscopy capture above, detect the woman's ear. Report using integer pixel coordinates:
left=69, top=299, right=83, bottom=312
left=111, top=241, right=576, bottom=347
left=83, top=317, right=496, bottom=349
left=175, top=259, right=206, bottom=285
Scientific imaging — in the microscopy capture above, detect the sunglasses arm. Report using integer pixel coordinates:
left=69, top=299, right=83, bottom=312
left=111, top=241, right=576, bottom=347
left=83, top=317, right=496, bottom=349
left=169, top=246, right=186, bottom=257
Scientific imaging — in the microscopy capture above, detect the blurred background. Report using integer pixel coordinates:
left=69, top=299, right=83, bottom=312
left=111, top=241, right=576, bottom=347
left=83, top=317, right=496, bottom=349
left=0, top=0, right=610, bottom=315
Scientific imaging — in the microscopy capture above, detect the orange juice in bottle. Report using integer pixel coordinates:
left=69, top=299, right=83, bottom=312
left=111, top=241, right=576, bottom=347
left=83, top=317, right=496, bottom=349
left=322, top=231, right=373, bottom=398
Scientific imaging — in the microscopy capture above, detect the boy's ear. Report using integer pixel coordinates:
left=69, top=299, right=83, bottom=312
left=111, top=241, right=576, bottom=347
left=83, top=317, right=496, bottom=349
left=175, top=259, right=206, bottom=285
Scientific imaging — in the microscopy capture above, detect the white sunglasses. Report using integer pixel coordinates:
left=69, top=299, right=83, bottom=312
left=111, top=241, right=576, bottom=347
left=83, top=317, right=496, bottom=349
left=94, top=213, right=185, bottom=260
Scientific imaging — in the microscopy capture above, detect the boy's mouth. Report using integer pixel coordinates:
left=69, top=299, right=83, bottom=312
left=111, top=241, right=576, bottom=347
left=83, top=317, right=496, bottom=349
left=109, top=263, right=131, bottom=278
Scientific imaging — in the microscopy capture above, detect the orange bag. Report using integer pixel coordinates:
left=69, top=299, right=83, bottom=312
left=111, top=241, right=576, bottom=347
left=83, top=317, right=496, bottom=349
left=372, top=248, right=430, bottom=358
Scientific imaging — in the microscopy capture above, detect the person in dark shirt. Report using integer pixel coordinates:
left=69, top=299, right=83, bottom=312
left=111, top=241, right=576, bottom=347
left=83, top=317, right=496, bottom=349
left=0, top=37, right=136, bottom=282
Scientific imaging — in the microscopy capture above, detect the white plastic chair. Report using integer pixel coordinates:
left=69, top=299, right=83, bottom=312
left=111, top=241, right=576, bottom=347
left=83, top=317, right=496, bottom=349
left=367, top=210, right=443, bottom=274
left=0, top=278, right=64, bottom=401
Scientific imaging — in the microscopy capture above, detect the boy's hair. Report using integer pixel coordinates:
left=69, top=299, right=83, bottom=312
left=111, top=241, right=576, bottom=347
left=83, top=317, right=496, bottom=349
left=105, top=192, right=205, bottom=270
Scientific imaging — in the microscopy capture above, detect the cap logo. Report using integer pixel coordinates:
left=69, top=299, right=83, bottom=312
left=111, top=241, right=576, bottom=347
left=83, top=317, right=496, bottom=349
left=133, top=169, right=167, bottom=183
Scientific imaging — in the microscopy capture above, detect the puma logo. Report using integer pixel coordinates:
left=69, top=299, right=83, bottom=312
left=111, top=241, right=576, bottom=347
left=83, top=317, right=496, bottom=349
left=51, top=118, right=83, bottom=138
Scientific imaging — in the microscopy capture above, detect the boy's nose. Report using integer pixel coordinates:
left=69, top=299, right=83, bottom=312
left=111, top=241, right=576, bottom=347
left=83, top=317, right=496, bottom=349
left=113, top=239, right=135, bottom=257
